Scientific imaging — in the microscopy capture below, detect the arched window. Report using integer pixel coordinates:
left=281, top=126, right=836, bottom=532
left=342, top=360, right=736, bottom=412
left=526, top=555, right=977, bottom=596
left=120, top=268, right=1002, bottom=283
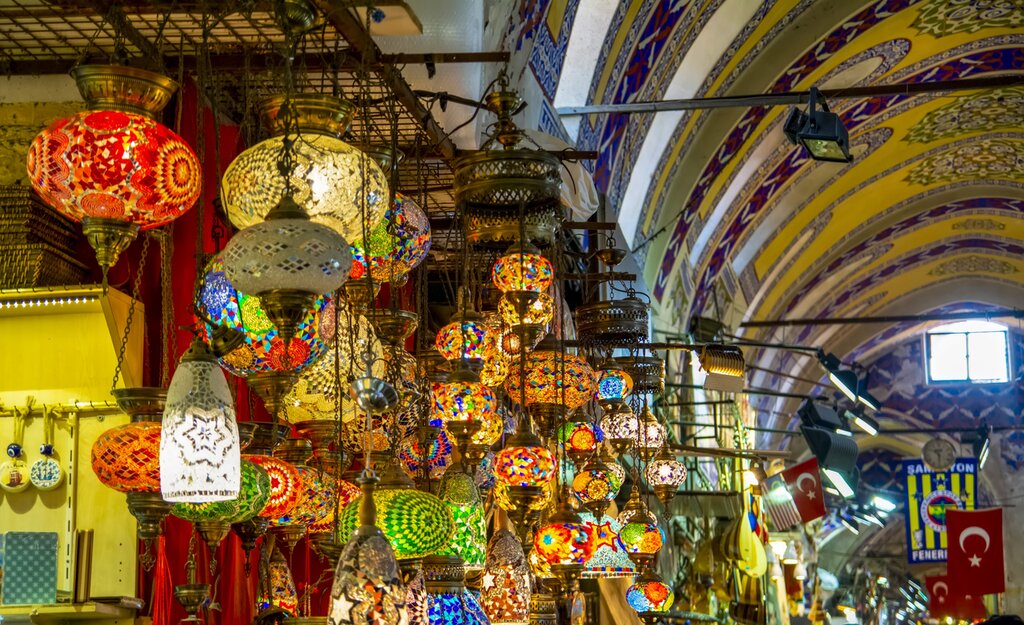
left=926, top=320, right=1009, bottom=383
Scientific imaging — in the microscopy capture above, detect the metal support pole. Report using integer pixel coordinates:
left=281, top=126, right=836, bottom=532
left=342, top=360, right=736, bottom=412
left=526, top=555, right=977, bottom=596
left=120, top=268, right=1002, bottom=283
left=740, top=308, right=1024, bottom=329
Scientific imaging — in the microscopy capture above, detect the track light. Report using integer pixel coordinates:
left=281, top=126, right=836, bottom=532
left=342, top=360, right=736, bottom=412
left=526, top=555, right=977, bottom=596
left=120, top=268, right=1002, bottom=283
left=699, top=344, right=745, bottom=393
left=782, top=543, right=798, bottom=565
left=848, top=408, right=879, bottom=436
left=783, top=87, right=852, bottom=163
left=871, top=495, right=896, bottom=512
left=858, top=389, right=881, bottom=412
left=840, top=514, right=860, bottom=535
left=824, top=468, right=856, bottom=498
left=818, top=351, right=858, bottom=401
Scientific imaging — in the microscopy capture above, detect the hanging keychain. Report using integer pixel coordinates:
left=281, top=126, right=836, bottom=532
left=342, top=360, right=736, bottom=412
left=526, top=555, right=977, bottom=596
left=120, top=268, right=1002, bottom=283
left=0, top=406, right=31, bottom=493
left=30, top=407, right=64, bottom=491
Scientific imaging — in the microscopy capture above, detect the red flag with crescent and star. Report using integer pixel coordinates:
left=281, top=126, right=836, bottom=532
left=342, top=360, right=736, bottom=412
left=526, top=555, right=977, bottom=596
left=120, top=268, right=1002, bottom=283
left=926, top=575, right=987, bottom=620
left=782, top=457, right=827, bottom=523
left=946, top=507, right=1005, bottom=595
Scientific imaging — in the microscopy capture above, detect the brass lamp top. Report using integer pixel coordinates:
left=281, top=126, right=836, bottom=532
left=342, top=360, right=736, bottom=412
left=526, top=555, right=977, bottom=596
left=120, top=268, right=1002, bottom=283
left=260, top=93, right=355, bottom=138
left=73, top=65, right=178, bottom=119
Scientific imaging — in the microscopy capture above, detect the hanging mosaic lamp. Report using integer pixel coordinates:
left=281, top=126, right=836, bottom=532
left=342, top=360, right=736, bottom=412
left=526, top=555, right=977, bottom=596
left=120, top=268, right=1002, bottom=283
left=91, top=387, right=170, bottom=540
left=328, top=471, right=408, bottom=625
left=493, top=424, right=556, bottom=511
left=160, top=337, right=240, bottom=503
left=598, top=445, right=625, bottom=488
left=595, top=361, right=633, bottom=411
left=617, top=506, right=665, bottom=569
left=491, top=242, right=555, bottom=293
left=638, top=407, right=666, bottom=461
left=337, top=459, right=455, bottom=561
left=436, top=471, right=487, bottom=571
left=221, top=94, right=388, bottom=243
left=406, top=566, right=429, bottom=625
left=557, top=420, right=602, bottom=466
left=399, top=423, right=453, bottom=481
left=600, top=404, right=639, bottom=457
left=616, top=484, right=644, bottom=525
left=532, top=494, right=591, bottom=568
left=269, top=438, right=335, bottom=549
left=626, top=568, right=675, bottom=613
left=571, top=459, right=621, bottom=518
left=480, top=314, right=512, bottom=387
left=432, top=366, right=498, bottom=457
left=503, top=344, right=597, bottom=435
left=435, top=287, right=488, bottom=369
left=577, top=512, right=635, bottom=579
left=242, top=450, right=303, bottom=521
left=26, top=65, right=200, bottom=280
left=260, top=543, right=299, bottom=616
left=423, top=555, right=492, bottom=625
left=480, top=529, right=531, bottom=625
left=644, top=445, right=687, bottom=508
left=350, top=191, right=432, bottom=284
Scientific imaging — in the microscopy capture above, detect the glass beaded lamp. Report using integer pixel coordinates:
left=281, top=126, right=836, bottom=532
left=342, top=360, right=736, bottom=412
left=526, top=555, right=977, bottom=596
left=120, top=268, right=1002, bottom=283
left=557, top=421, right=602, bottom=465
left=577, top=512, right=635, bottom=578
left=480, top=314, right=512, bottom=387
left=600, top=404, right=639, bottom=457
left=437, top=471, right=487, bottom=571
left=262, top=545, right=298, bottom=615
left=160, top=337, right=240, bottom=502
left=424, top=556, right=491, bottom=625
left=493, top=427, right=556, bottom=496
left=497, top=292, right=554, bottom=330
left=626, top=569, right=674, bottom=613
left=645, top=445, right=687, bottom=508
left=269, top=438, right=335, bottom=549
left=350, top=192, right=432, bottom=284
left=221, top=94, right=388, bottom=243
left=400, top=424, right=453, bottom=481
left=480, top=529, right=531, bottom=625
left=503, top=346, right=597, bottom=434
left=595, top=361, right=633, bottom=411
left=337, top=460, right=455, bottom=560
left=26, top=65, right=201, bottom=278
left=431, top=371, right=498, bottom=427
left=571, top=460, right=622, bottom=518
left=329, top=471, right=409, bottom=625
left=617, top=507, right=665, bottom=568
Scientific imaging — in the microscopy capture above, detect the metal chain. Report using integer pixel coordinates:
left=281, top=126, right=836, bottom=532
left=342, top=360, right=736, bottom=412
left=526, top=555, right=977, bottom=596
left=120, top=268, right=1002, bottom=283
left=111, top=233, right=152, bottom=393
left=159, top=226, right=175, bottom=388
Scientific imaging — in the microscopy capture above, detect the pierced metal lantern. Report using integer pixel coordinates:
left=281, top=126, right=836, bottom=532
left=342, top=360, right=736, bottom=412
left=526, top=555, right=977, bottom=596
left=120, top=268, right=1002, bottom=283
left=573, top=294, right=649, bottom=347
left=615, top=356, right=665, bottom=395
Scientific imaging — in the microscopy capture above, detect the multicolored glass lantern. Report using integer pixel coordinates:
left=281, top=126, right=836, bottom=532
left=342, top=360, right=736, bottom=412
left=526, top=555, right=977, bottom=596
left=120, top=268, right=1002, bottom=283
left=577, top=512, right=635, bottom=578
left=480, top=530, right=531, bottom=625
left=533, top=497, right=591, bottom=567
left=198, top=256, right=334, bottom=377
left=599, top=446, right=625, bottom=488
left=160, top=338, right=240, bottom=503
left=493, top=430, right=556, bottom=493
left=480, top=315, right=512, bottom=387
left=170, top=459, right=271, bottom=523
left=617, top=507, right=664, bottom=568
left=221, top=94, right=388, bottom=243
left=260, top=545, right=298, bottom=615
left=26, top=65, right=201, bottom=276
left=269, top=439, right=336, bottom=531
left=571, top=460, right=621, bottom=517
left=337, top=462, right=455, bottom=560
left=645, top=445, right=687, bottom=507
left=497, top=292, right=554, bottom=328
left=424, top=556, right=491, bottom=625
left=638, top=407, right=666, bottom=460
left=503, top=347, right=597, bottom=433
left=491, top=244, right=554, bottom=293
left=626, top=569, right=674, bottom=613
left=600, top=404, right=639, bottom=457
left=431, top=375, right=498, bottom=425
left=92, top=420, right=162, bottom=493
left=400, top=425, right=453, bottom=481
left=558, top=421, right=602, bottom=465
left=437, top=471, right=487, bottom=571
left=350, top=192, right=432, bottom=283
left=329, top=472, right=409, bottom=625
left=243, top=453, right=303, bottom=519
left=595, top=362, right=633, bottom=410
left=435, top=317, right=487, bottom=364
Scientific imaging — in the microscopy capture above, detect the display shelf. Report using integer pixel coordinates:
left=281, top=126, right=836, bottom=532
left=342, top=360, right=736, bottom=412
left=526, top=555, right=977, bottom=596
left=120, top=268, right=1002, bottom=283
left=0, top=602, right=136, bottom=623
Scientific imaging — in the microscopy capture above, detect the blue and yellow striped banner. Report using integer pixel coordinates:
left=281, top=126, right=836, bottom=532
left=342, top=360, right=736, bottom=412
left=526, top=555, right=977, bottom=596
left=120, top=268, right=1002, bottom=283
left=900, top=458, right=976, bottom=563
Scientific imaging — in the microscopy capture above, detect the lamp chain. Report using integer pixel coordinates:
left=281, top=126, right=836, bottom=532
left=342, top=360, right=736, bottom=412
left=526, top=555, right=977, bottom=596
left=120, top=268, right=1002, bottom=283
left=110, top=233, right=152, bottom=393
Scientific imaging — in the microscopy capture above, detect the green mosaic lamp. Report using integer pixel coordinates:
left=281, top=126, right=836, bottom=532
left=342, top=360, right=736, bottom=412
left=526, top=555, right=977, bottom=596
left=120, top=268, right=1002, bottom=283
left=436, top=470, right=487, bottom=571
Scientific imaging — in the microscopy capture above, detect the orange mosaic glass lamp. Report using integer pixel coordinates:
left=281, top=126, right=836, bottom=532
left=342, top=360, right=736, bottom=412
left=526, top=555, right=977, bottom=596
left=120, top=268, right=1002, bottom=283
left=91, top=420, right=162, bottom=493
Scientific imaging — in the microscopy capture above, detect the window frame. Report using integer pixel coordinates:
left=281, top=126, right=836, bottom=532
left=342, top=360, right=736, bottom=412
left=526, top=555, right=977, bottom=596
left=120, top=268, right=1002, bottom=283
left=924, top=326, right=1011, bottom=385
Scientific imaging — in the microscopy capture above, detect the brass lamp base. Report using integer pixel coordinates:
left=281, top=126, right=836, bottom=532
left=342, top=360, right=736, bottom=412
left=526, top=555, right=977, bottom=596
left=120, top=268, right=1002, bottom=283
left=174, top=583, right=210, bottom=623
left=608, top=437, right=633, bottom=457
left=82, top=217, right=139, bottom=285
left=126, top=491, right=173, bottom=540
left=369, top=308, right=419, bottom=347
left=195, top=520, right=232, bottom=573
left=653, top=484, right=677, bottom=509
left=528, top=403, right=567, bottom=437
left=272, top=524, right=307, bottom=552
left=232, top=516, right=270, bottom=574
left=258, top=289, right=316, bottom=345
left=246, top=370, right=299, bottom=419
left=350, top=375, right=399, bottom=414
left=342, top=277, right=380, bottom=313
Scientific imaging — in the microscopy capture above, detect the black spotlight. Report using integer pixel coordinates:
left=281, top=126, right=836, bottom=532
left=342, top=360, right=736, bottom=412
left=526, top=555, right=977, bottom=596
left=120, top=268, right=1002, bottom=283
left=800, top=424, right=859, bottom=498
left=817, top=351, right=859, bottom=402
left=962, top=422, right=991, bottom=469
left=783, top=87, right=853, bottom=163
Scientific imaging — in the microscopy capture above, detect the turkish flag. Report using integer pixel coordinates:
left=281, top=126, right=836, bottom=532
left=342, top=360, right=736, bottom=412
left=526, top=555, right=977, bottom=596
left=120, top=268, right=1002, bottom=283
left=926, top=575, right=987, bottom=620
left=947, top=508, right=1005, bottom=595
left=782, top=458, right=827, bottom=523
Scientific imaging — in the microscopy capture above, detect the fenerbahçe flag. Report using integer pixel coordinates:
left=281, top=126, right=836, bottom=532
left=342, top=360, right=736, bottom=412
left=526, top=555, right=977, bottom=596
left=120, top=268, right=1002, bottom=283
left=900, top=457, right=976, bottom=564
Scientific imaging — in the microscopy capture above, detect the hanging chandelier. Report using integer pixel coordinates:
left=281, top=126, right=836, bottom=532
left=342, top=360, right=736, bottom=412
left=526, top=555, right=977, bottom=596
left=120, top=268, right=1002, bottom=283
left=503, top=343, right=597, bottom=435
left=26, top=65, right=201, bottom=281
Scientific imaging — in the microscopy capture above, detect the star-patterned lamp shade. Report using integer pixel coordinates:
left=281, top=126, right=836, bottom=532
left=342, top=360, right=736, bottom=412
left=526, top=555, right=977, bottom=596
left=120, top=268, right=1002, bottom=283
left=639, top=409, right=667, bottom=455
left=399, top=425, right=453, bottom=481
left=435, top=317, right=487, bottom=363
left=337, top=487, right=455, bottom=560
left=496, top=293, right=554, bottom=328
left=198, top=256, right=334, bottom=376
left=329, top=476, right=409, bottom=625
left=424, top=557, right=491, bottom=625
left=626, top=569, right=674, bottom=613
left=503, top=350, right=596, bottom=410
left=437, top=471, right=487, bottom=570
left=577, top=513, right=636, bottom=578
left=406, top=567, right=429, bottom=625
left=26, top=70, right=200, bottom=230
left=432, top=379, right=498, bottom=425
left=491, top=246, right=554, bottom=293
left=480, top=530, right=531, bottom=625
left=170, top=459, right=271, bottom=523
left=221, top=120, right=388, bottom=243
left=645, top=448, right=687, bottom=496
left=160, top=344, right=240, bottom=503
left=241, top=453, right=303, bottom=518
left=595, top=365, right=633, bottom=405
left=91, top=421, right=161, bottom=493
left=270, top=464, right=336, bottom=527
left=571, top=461, right=622, bottom=512
left=617, top=509, right=665, bottom=560
left=350, top=192, right=432, bottom=283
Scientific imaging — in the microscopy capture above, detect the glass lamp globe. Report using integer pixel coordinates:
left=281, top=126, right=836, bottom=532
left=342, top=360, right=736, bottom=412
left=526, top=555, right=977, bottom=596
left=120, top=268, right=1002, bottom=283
left=491, top=244, right=554, bottom=293
left=595, top=363, right=633, bottom=409
left=497, top=292, right=554, bottom=328
left=493, top=430, right=556, bottom=492
left=261, top=545, right=298, bottom=615
left=220, top=94, right=388, bottom=243
left=533, top=499, right=591, bottom=567
left=242, top=453, right=303, bottom=519
left=577, top=512, right=636, bottom=578
left=26, top=65, right=201, bottom=274
left=424, top=556, right=491, bottom=625
left=638, top=408, right=667, bottom=459
left=91, top=420, right=162, bottom=493
left=435, top=316, right=488, bottom=364
left=480, top=316, right=512, bottom=387
left=503, top=348, right=597, bottom=433
left=626, top=569, right=675, bottom=613
left=601, top=404, right=640, bottom=456
left=431, top=375, right=498, bottom=425
left=571, top=460, right=622, bottom=517
left=480, top=529, right=531, bottom=625
left=171, top=458, right=271, bottom=523
left=198, top=255, right=335, bottom=376
left=558, top=421, right=603, bottom=465
left=350, top=192, right=432, bottom=283
left=437, top=471, right=487, bottom=571
left=400, top=424, right=453, bottom=481
left=645, top=446, right=688, bottom=507
left=160, top=339, right=240, bottom=503
left=270, top=463, right=336, bottom=528
left=617, top=508, right=665, bottom=567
